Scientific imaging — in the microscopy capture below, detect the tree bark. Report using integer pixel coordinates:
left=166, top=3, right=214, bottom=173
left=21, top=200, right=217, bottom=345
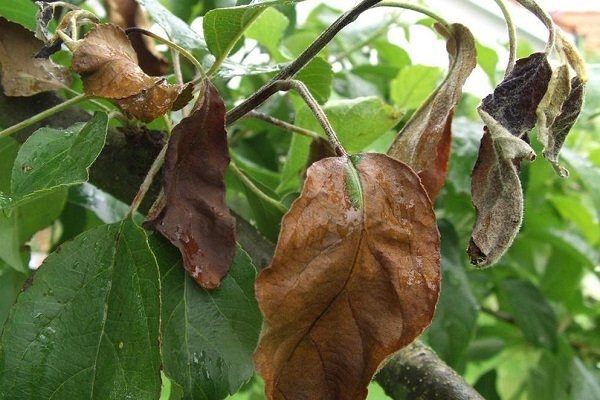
left=0, top=90, right=484, bottom=400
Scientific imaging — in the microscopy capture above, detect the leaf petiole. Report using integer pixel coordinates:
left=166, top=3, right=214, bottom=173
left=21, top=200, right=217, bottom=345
left=229, top=162, right=288, bottom=214
left=0, top=93, right=89, bottom=138
left=375, top=1, right=451, bottom=33
left=127, top=140, right=169, bottom=217
left=245, top=111, right=322, bottom=140
left=514, top=0, right=556, bottom=54
left=273, top=80, right=348, bottom=157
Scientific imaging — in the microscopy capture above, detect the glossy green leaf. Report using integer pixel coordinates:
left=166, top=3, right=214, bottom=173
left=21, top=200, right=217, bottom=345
left=295, top=96, right=402, bottom=153
left=427, top=221, right=478, bottom=370
left=0, top=219, right=162, bottom=399
left=501, top=279, right=558, bottom=350
left=138, top=0, right=206, bottom=50
left=0, top=0, right=37, bottom=31
left=528, top=346, right=572, bottom=400
left=152, top=237, right=262, bottom=399
left=9, top=113, right=108, bottom=208
left=390, top=65, right=443, bottom=110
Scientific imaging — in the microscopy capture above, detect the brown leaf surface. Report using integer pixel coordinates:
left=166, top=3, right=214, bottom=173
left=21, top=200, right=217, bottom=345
left=72, top=23, right=191, bottom=121
left=480, top=52, right=552, bottom=139
left=106, top=0, right=169, bottom=76
left=72, top=23, right=158, bottom=99
left=388, top=23, right=476, bottom=200
left=0, top=17, right=71, bottom=96
left=255, top=153, right=441, bottom=400
left=143, top=79, right=235, bottom=289
left=468, top=111, right=536, bottom=267
left=116, top=81, right=193, bottom=122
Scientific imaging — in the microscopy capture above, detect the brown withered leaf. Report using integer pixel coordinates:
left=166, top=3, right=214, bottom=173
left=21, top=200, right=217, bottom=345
left=72, top=23, right=191, bottom=121
left=143, top=79, right=236, bottom=289
left=106, top=0, right=169, bottom=76
left=388, top=23, right=476, bottom=200
left=117, top=81, right=193, bottom=122
left=255, top=153, right=441, bottom=400
left=536, top=65, right=571, bottom=148
left=0, top=17, right=71, bottom=96
left=543, top=76, right=585, bottom=176
left=72, top=23, right=159, bottom=98
left=468, top=110, right=536, bottom=267
left=480, top=52, right=552, bottom=138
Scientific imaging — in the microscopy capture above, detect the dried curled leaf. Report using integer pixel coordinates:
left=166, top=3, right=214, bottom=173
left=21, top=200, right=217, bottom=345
left=143, top=79, right=236, bottom=289
left=543, top=76, right=585, bottom=176
left=255, top=154, right=441, bottom=400
left=468, top=110, right=536, bottom=267
left=388, top=23, right=476, bottom=200
left=480, top=52, right=552, bottom=138
left=0, top=17, right=71, bottom=96
left=72, top=23, right=189, bottom=121
left=106, top=0, right=169, bottom=76
left=536, top=65, right=571, bottom=146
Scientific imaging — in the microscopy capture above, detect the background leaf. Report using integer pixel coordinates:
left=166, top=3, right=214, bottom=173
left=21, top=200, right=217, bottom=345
left=0, top=219, right=162, bottom=399
left=295, top=96, right=402, bottom=153
left=390, top=65, right=443, bottom=110
left=152, top=238, right=262, bottom=400
left=501, top=279, right=559, bottom=350
left=137, top=0, right=206, bottom=50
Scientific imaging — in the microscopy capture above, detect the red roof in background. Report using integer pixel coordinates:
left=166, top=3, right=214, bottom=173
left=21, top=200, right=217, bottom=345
left=552, top=11, right=600, bottom=53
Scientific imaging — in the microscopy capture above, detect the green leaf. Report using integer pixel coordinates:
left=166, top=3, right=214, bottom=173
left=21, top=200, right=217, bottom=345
left=500, top=279, right=558, bottom=350
left=0, top=262, right=28, bottom=327
left=138, top=0, right=206, bottom=50
left=295, top=96, right=402, bottom=153
left=9, top=113, right=108, bottom=208
left=66, top=183, right=137, bottom=224
left=476, top=41, right=499, bottom=86
left=0, top=0, right=37, bottom=31
left=276, top=133, right=312, bottom=196
left=427, top=221, right=478, bottom=370
left=528, top=346, right=572, bottom=400
left=152, top=238, right=262, bottom=399
left=1, top=138, right=67, bottom=272
left=295, top=57, right=333, bottom=104
left=390, top=65, right=443, bottom=110
left=0, top=219, right=162, bottom=399
left=203, top=5, right=268, bottom=61
left=245, top=7, right=289, bottom=60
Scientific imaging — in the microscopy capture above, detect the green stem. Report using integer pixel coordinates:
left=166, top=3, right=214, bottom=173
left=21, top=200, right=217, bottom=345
left=246, top=111, right=322, bottom=140
left=127, top=140, right=168, bottom=217
left=274, top=80, right=348, bottom=157
left=207, top=9, right=266, bottom=76
left=229, top=162, right=288, bottom=214
left=375, top=1, right=451, bottom=32
left=493, top=0, right=517, bottom=76
left=0, top=93, right=88, bottom=138
left=125, top=28, right=206, bottom=78
left=514, top=0, right=556, bottom=53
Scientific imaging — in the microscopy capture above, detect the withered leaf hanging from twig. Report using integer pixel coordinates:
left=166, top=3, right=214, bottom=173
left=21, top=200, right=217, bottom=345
left=468, top=52, right=551, bottom=267
left=388, top=23, right=476, bottom=200
left=144, top=79, right=236, bottom=289
left=254, top=154, right=440, bottom=400
left=71, top=23, right=190, bottom=121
